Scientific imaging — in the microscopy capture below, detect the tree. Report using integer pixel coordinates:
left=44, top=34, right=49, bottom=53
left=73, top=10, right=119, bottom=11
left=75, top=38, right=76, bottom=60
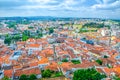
left=73, top=68, right=106, bottom=80
left=38, top=33, right=43, bottom=38
left=13, top=34, right=21, bottom=41
left=116, top=78, right=120, bottom=80
left=23, top=30, right=30, bottom=36
left=19, top=74, right=28, bottom=80
left=96, top=59, right=103, bottom=65
left=82, top=22, right=104, bottom=28
left=54, top=71, right=63, bottom=77
left=104, top=55, right=108, bottom=58
left=29, top=74, right=37, bottom=80
left=49, top=28, right=54, bottom=34
left=2, top=76, right=11, bottom=80
left=42, top=69, right=52, bottom=78
left=28, top=26, right=34, bottom=29
left=71, top=60, right=81, bottom=64
left=62, top=58, right=68, bottom=62
left=22, top=34, right=29, bottom=41
left=113, top=75, right=120, bottom=80
left=4, top=36, right=12, bottom=45
left=7, top=22, right=16, bottom=29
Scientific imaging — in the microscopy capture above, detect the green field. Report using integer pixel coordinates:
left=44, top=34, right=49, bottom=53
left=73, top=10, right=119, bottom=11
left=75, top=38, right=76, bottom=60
left=64, top=24, right=82, bottom=29
left=73, top=24, right=82, bottom=29
left=64, top=24, right=98, bottom=33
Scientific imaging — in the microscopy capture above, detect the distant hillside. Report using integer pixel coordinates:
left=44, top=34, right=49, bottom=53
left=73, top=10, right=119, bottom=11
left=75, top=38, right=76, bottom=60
left=0, top=16, right=81, bottom=21
left=0, top=16, right=108, bottom=21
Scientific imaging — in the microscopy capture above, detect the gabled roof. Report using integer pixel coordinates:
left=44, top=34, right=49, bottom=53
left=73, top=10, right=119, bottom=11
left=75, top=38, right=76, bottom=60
left=103, top=67, right=113, bottom=76
left=16, top=41, right=26, bottom=45
left=45, top=62, right=59, bottom=71
left=60, top=62, right=73, bottom=72
left=71, top=61, right=97, bottom=69
left=4, top=69, right=13, bottom=78
left=14, top=67, right=41, bottom=77
left=38, top=57, right=49, bottom=64
left=29, top=62, right=38, bottom=67
left=41, top=48, right=54, bottom=56
left=13, top=65, right=22, bottom=70
left=28, top=44, right=41, bottom=48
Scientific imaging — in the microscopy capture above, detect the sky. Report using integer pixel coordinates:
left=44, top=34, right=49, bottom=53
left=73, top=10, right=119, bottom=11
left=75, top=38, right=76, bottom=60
left=0, top=0, right=120, bottom=19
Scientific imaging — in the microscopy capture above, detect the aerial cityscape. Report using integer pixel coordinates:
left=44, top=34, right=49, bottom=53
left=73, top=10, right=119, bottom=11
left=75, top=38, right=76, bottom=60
left=0, top=0, right=120, bottom=80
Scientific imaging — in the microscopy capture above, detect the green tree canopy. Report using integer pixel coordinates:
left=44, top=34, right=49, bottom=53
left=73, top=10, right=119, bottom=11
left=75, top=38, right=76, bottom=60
left=29, top=74, right=37, bottom=80
left=96, top=59, right=103, bottom=65
left=42, top=69, right=52, bottom=78
left=71, top=60, right=81, bottom=64
left=83, top=22, right=104, bottom=28
left=38, top=32, right=43, bottom=38
left=113, top=75, right=120, bottom=80
left=62, top=58, right=68, bottom=62
left=73, top=68, right=106, bottom=80
left=49, top=28, right=54, bottom=34
left=7, top=22, right=16, bottom=29
left=22, top=34, right=29, bottom=41
left=4, top=36, right=12, bottom=45
left=19, top=74, right=28, bottom=80
left=13, top=34, right=21, bottom=41
left=2, top=76, right=11, bottom=80
left=104, top=55, right=108, bottom=58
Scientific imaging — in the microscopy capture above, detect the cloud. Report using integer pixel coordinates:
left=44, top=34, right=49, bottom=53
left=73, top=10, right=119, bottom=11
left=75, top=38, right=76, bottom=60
left=103, top=0, right=116, bottom=4
left=0, top=0, right=120, bottom=19
left=28, top=0, right=59, bottom=5
left=92, top=0, right=120, bottom=10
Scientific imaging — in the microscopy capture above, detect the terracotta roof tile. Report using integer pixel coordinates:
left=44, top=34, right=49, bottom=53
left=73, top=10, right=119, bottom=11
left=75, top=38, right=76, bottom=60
left=14, top=67, right=41, bottom=77
left=103, top=67, right=113, bottom=76
left=4, top=69, right=13, bottom=78
left=13, top=65, right=22, bottom=69
left=60, top=62, right=73, bottom=71
left=45, top=62, right=59, bottom=71
left=38, top=57, right=49, bottom=64
left=28, top=44, right=41, bottom=48
left=29, top=62, right=38, bottom=67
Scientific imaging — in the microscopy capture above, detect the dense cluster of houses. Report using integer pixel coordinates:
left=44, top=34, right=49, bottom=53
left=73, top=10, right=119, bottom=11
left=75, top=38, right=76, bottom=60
left=0, top=20, right=120, bottom=80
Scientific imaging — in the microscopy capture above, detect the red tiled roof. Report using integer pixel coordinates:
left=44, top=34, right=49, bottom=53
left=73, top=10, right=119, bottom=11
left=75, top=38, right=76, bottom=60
left=96, top=68, right=104, bottom=73
left=103, top=67, right=113, bottom=76
left=29, top=62, right=38, bottom=67
left=60, top=62, right=73, bottom=72
left=38, top=57, right=49, bottom=64
left=41, top=48, right=54, bottom=57
left=4, top=69, right=13, bottom=78
left=14, top=67, right=41, bottom=77
left=13, top=65, right=22, bottom=69
left=45, top=62, right=59, bottom=71
left=16, top=41, right=26, bottom=45
left=28, top=44, right=41, bottom=48
left=71, top=62, right=96, bottom=69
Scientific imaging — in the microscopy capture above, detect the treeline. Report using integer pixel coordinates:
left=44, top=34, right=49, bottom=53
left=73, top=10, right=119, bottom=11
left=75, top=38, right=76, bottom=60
left=78, top=22, right=110, bottom=33
left=2, top=74, right=37, bottom=80
left=73, top=68, right=106, bottom=80
left=4, top=27, right=54, bottom=45
left=5, top=20, right=30, bottom=29
left=83, top=22, right=110, bottom=29
left=4, top=30, right=43, bottom=45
